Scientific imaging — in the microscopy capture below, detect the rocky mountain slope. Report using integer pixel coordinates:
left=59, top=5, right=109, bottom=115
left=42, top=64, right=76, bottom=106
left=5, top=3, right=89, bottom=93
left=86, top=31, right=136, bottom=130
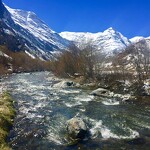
left=0, top=0, right=25, bottom=52
left=0, top=0, right=71, bottom=60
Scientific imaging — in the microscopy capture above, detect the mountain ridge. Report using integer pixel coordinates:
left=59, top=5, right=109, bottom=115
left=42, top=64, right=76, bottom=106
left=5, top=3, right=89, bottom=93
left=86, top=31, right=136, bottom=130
left=1, top=0, right=150, bottom=60
left=0, top=1, right=72, bottom=60
left=60, top=27, right=131, bottom=55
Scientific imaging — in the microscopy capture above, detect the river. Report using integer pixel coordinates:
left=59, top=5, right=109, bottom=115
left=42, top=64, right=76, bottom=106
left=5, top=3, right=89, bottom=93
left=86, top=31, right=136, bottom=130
left=1, top=72, right=150, bottom=150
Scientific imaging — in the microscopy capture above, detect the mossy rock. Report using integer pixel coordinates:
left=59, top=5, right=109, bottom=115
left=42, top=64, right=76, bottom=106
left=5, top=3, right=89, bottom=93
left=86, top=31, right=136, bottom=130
left=0, top=114, right=13, bottom=131
left=0, top=101, right=5, bottom=105
left=0, top=129, right=7, bottom=144
left=0, top=143, right=11, bottom=150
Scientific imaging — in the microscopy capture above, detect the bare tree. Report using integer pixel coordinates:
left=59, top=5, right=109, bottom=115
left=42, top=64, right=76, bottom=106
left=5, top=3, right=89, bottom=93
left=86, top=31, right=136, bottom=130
left=131, top=41, right=150, bottom=82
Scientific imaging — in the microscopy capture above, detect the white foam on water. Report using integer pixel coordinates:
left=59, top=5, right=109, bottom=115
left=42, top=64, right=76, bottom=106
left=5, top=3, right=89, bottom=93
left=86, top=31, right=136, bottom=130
left=89, top=119, right=139, bottom=140
left=65, top=101, right=82, bottom=108
left=27, top=113, right=37, bottom=119
left=59, top=89, right=80, bottom=94
left=53, top=96, right=60, bottom=100
left=47, top=132, right=63, bottom=145
left=101, top=126, right=139, bottom=139
left=79, top=108, right=86, bottom=112
left=46, top=114, right=68, bottom=145
left=130, top=118, right=150, bottom=129
left=32, top=94, right=48, bottom=101
left=102, top=99, right=120, bottom=105
left=36, top=115, right=44, bottom=118
left=34, top=102, right=47, bottom=109
left=53, top=81, right=68, bottom=88
left=74, top=95, right=94, bottom=102
left=46, top=76, right=60, bottom=82
left=90, top=120, right=103, bottom=139
left=18, top=106, right=30, bottom=114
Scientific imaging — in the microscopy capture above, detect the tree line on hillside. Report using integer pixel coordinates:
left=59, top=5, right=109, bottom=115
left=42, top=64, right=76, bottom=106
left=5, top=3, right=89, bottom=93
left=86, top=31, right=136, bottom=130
left=1, top=41, right=150, bottom=88
left=50, top=44, right=103, bottom=78
left=0, top=46, right=51, bottom=76
left=50, top=42, right=150, bottom=85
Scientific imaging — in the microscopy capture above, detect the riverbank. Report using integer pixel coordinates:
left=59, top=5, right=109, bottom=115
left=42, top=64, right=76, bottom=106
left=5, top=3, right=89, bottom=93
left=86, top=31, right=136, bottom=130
left=0, top=72, right=149, bottom=149
left=0, top=92, right=16, bottom=150
left=71, top=75, right=150, bottom=102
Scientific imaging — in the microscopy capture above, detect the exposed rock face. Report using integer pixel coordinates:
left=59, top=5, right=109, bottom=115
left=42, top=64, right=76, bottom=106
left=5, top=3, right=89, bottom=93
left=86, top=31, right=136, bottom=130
left=0, top=0, right=29, bottom=52
left=66, top=117, right=89, bottom=140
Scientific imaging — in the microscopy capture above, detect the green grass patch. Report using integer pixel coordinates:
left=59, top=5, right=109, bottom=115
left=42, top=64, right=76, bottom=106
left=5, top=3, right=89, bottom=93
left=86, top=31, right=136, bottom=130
left=0, top=92, right=16, bottom=150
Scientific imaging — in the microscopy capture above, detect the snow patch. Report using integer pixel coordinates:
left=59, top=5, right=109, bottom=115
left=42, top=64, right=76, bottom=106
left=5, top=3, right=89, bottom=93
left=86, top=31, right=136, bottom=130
left=25, top=50, right=36, bottom=59
left=130, top=36, right=145, bottom=43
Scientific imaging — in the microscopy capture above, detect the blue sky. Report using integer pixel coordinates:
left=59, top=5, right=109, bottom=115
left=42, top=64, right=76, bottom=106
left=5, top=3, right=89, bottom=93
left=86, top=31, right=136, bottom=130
left=3, top=0, right=150, bottom=38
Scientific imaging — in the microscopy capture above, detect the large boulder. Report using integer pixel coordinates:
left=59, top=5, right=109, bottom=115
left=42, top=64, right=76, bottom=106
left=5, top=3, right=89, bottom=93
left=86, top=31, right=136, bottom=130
left=53, top=80, right=76, bottom=88
left=91, top=88, right=136, bottom=102
left=66, top=117, right=89, bottom=140
left=90, top=88, right=114, bottom=97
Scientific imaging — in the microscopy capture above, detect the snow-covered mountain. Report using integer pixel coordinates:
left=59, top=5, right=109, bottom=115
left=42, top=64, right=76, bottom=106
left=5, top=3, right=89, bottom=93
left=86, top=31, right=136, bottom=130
left=1, top=0, right=149, bottom=60
left=130, top=36, right=145, bottom=43
left=5, top=5, right=71, bottom=50
left=60, top=28, right=131, bottom=55
left=0, top=1, right=71, bottom=60
left=130, top=36, right=150, bottom=49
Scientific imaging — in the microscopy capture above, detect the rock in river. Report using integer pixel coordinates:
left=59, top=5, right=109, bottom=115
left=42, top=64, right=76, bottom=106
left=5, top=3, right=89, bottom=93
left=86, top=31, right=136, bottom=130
left=53, top=80, right=76, bottom=88
left=66, top=117, right=89, bottom=140
left=90, top=88, right=113, bottom=97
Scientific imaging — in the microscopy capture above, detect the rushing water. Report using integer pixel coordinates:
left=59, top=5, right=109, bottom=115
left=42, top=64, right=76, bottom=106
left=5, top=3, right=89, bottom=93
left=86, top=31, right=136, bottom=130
left=1, top=72, right=150, bottom=150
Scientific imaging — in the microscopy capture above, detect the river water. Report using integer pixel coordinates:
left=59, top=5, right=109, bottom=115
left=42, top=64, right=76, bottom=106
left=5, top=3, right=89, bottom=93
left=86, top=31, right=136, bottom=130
left=1, top=72, right=150, bottom=150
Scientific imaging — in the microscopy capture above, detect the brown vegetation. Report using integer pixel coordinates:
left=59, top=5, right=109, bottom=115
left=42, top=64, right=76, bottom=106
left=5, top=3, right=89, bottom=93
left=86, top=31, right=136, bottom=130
left=50, top=42, right=150, bottom=96
left=0, top=45, right=51, bottom=76
left=50, top=44, right=104, bottom=79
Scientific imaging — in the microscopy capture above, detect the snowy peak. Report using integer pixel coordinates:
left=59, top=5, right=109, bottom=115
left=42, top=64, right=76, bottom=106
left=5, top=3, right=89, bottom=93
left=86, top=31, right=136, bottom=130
left=1, top=4, right=71, bottom=60
left=130, top=36, right=145, bottom=43
left=5, top=5, right=70, bottom=48
left=1, top=0, right=149, bottom=60
left=130, top=36, right=150, bottom=50
left=103, top=27, right=116, bottom=33
left=5, top=5, right=55, bottom=34
left=60, top=28, right=130, bottom=54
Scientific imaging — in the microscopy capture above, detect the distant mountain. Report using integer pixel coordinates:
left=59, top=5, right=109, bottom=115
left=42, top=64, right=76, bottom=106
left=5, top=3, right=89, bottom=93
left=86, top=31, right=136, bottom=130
left=0, top=0, right=149, bottom=61
left=130, top=36, right=150, bottom=49
left=0, top=0, right=71, bottom=60
left=60, top=28, right=131, bottom=55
